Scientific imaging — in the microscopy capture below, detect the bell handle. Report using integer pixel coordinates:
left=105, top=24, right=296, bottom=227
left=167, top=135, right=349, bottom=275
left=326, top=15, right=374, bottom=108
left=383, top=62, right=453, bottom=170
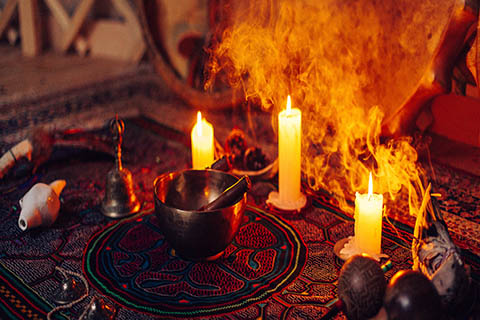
left=110, top=115, right=125, bottom=170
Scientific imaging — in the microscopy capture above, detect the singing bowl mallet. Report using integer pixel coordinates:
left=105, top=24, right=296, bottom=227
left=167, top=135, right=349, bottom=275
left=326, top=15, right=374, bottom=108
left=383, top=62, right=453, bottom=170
left=208, top=155, right=230, bottom=171
left=198, top=175, right=251, bottom=211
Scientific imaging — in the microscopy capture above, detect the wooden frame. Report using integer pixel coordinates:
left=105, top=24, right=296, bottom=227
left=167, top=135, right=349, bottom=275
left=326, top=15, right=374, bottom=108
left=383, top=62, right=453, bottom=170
left=0, top=0, right=145, bottom=62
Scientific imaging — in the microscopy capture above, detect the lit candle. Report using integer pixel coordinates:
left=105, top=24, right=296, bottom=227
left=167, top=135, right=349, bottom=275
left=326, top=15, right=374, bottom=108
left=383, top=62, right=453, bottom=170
left=191, top=111, right=214, bottom=169
left=278, top=95, right=302, bottom=204
left=354, top=172, right=384, bottom=255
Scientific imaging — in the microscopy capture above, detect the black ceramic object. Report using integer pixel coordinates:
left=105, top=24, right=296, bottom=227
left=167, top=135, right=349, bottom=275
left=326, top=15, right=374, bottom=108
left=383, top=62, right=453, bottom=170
left=53, top=277, right=86, bottom=305
left=384, top=270, right=445, bottom=320
left=154, top=169, right=247, bottom=261
left=337, top=255, right=386, bottom=320
left=81, top=297, right=116, bottom=320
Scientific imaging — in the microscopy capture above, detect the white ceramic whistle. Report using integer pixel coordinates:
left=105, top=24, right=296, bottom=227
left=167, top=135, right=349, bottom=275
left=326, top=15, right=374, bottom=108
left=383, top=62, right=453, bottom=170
left=18, top=180, right=66, bottom=231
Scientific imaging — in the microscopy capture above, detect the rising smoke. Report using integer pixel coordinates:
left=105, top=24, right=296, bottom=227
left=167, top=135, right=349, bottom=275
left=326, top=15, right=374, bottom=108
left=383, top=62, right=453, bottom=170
left=208, top=0, right=450, bottom=214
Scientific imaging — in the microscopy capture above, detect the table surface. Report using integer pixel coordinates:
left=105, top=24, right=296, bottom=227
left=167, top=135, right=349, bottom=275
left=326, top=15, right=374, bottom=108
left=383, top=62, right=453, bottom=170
left=0, top=117, right=478, bottom=320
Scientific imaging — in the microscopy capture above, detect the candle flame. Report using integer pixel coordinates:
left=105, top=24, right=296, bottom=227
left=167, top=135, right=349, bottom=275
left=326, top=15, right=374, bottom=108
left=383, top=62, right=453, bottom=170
left=368, top=172, right=373, bottom=196
left=197, top=111, right=202, bottom=135
left=286, top=95, right=291, bottom=115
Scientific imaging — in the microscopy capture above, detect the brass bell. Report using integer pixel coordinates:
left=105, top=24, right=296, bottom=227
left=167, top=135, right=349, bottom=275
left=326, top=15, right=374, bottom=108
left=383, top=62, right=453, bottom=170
left=101, top=116, right=140, bottom=218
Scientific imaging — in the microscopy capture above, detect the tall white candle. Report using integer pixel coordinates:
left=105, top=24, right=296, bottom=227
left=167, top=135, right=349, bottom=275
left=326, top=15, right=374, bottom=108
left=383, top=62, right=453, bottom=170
left=191, top=111, right=214, bottom=169
left=354, top=172, right=383, bottom=255
left=278, top=95, right=302, bottom=204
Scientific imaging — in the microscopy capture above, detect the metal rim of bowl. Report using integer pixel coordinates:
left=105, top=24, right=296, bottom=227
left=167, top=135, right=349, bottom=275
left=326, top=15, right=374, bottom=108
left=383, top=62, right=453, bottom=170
left=153, top=169, right=245, bottom=212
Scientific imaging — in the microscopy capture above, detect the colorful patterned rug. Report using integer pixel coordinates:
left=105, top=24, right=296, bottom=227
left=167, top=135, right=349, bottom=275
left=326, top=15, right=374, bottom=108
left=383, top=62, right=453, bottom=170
left=0, top=264, right=67, bottom=320
left=0, top=117, right=478, bottom=319
left=80, top=197, right=423, bottom=319
left=83, top=207, right=306, bottom=318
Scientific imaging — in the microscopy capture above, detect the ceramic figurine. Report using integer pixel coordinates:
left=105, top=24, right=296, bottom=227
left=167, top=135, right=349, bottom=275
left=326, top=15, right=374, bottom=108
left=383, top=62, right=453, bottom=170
left=18, top=180, right=66, bottom=231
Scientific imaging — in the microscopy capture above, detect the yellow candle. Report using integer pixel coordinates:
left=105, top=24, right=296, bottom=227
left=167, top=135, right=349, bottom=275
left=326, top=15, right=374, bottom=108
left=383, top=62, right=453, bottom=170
left=191, top=111, right=214, bottom=169
left=354, top=172, right=383, bottom=255
left=278, top=95, right=302, bottom=204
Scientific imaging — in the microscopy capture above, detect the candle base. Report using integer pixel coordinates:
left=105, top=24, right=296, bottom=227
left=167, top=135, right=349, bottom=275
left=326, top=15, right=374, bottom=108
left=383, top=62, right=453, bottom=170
left=266, top=191, right=307, bottom=212
left=333, top=236, right=388, bottom=261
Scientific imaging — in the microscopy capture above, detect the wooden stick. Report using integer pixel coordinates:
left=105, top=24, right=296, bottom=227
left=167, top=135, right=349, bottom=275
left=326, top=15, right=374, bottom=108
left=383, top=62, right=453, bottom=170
left=60, top=0, right=95, bottom=53
left=0, top=140, right=33, bottom=179
left=19, top=0, right=41, bottom=57
left=413, top=182, right=432, bottom=271
left=0, top=0, right=18, bottom=38
left=44, top=0, right=70, bottom=29
left=319, top=299, right=344, bottom=320
left=413, top=183, right=432, bottom=241
left=44, top=0, right=88, bottom=55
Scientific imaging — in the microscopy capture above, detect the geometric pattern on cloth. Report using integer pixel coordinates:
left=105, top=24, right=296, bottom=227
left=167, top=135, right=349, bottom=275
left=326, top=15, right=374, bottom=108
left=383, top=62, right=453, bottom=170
left=0, top=117, right=478, bottom=319
left=0, top=262, right=67, bottom=320
left=83, top=206, right=306, bottom=318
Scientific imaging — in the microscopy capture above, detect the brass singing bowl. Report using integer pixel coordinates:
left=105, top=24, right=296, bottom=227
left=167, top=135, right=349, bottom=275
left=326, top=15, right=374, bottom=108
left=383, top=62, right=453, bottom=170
left=153, top=169, right=247, bottom=261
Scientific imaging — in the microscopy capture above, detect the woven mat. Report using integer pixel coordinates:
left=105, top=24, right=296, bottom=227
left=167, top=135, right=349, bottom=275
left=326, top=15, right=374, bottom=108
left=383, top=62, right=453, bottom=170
left=0, top=118, right=478, bottom=319
left=83, top=206, right=306, bottom=318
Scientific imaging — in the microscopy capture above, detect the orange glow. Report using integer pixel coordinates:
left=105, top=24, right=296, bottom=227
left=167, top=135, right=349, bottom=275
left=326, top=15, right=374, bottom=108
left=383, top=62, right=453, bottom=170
left=208, top=0, right=429, bottom=216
